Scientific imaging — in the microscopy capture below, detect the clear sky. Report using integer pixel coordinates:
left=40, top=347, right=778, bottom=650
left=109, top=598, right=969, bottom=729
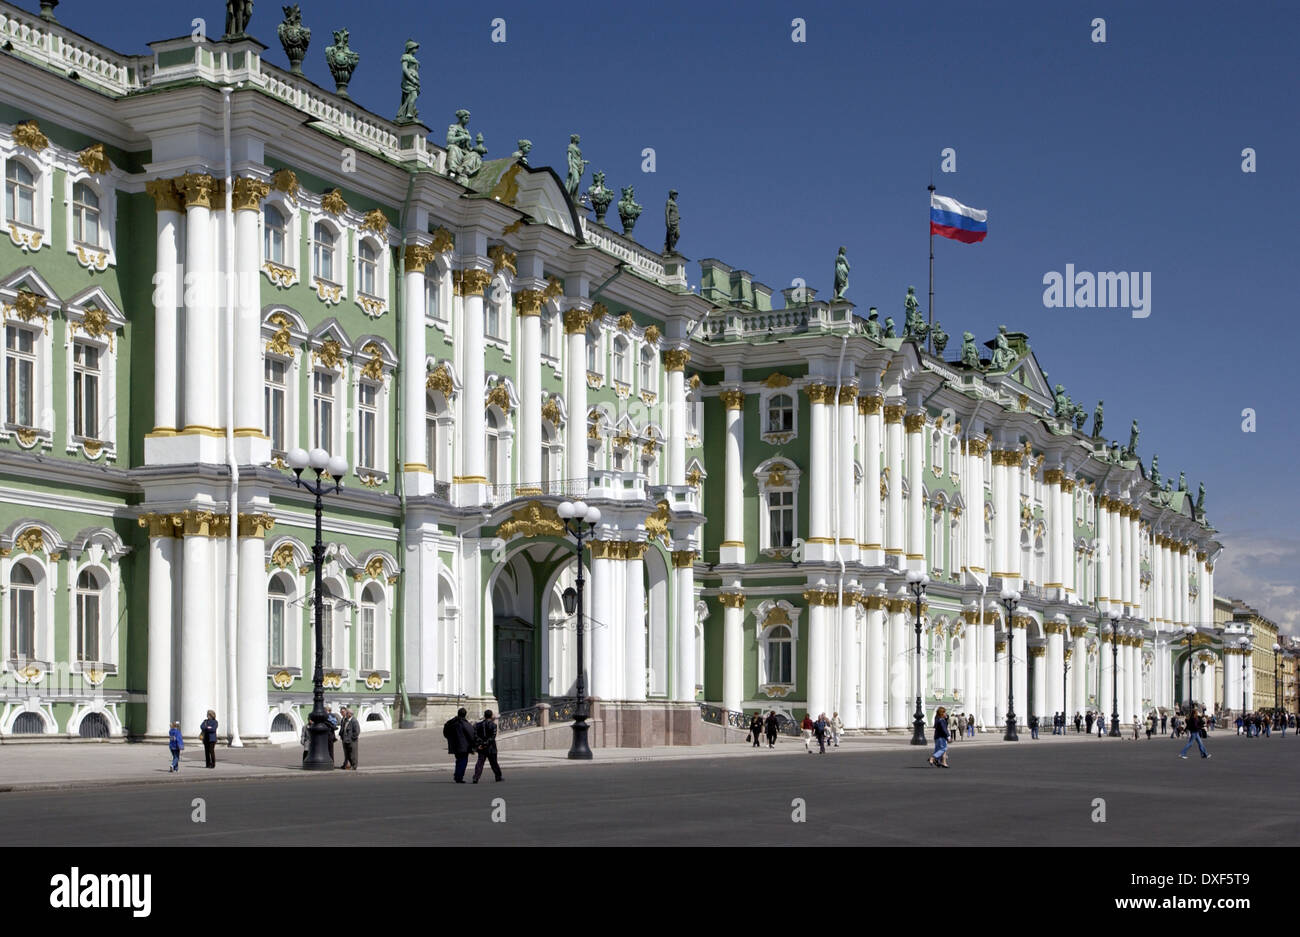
left=49, top=0, right=1300, bottom=631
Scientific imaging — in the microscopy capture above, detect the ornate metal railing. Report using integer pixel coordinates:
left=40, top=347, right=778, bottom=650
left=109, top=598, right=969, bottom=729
left=699, top=703, right=749, bottom=729
left=548, top=698, right=578, bottom=723
left=484, top=478, right=590, bottom=505
left=496, top=705, right=541, bottom=734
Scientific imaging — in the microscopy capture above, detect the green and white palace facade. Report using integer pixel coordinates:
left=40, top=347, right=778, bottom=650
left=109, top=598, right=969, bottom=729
left=0, top=4, right=1225, bottom=743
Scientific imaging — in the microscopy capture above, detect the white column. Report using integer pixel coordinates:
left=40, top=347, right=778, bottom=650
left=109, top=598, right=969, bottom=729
left=1180, top=546, right=1190, bottom=628
left=665, top=350, right=689, bottom=486
left=1151, top=535, right=1163, bottom=623
left=991, top=449, right=1009, bottom=578
left=963, top=614, right=979, bottom=720
left=807, top=385, right=832, bottom=556
left=1100, top=630, right=1114, bottom=724
left=838, top=596, right=857, bottom=727
left=721, top=390, right=744, bottom=562
left=966, top=441, right=985, bottom=574
left=1046, top=470, right=1063, bottom=597
left=1047, top=623, right=1064, bottom=716
left=401, top=248, right=429, bottom=473
left=176, top=174, right=218, bottom=433
left=179, top=524, right=215, bottom=734
left=805, top=593, right=830, bottom=719
left=980, top=616, right=995, bottom=729
left=1062, top=481, right=1075, bottom=595
left=457, top=269, right=490, bottom=497
left=624, top=545, right=647, bottom=703
left=1128, top=509, right=1141, bottom=618
left=1224, top=648, right=1240, bottom=714
left=887, top=597, right=907, bottom=728
left=1012, top=621, right=1027, bottom=727
left=564, top=307, right=589, bottom=483
left=146, top=181, right=181, bottom=436
left=838, top=387, right=857, bottom=561
left=232, top=180, right=267, bottom=458
left=865, top=597, right=886, bottom=730
left=590, top=541, right=617, bottom=699
left=1006, top=449, right=1022, bottom=582
left=1032, top=647, right=1047, bottom=722
left=516, top=289, right=543, bottom=488
left=1097, top=498, right=1112, bottom=613
left=1110, top=505, right=1124, bottom=617
left=905, top=412, right=925, bottom=572
left=236, top=519, right=269, bottom=740
left=143, top=518, right=176, bottom=737
left=720, top=588, right=743, bottom=713
left=673, top=551, right=697, bottom=702
left=1071, top=627, right=1088, bottom=715
left=994, top=634, right=1007, bottom=726
left=884, top=404, right=904, bottom=566
left=862, top=396, right=883, bottom=566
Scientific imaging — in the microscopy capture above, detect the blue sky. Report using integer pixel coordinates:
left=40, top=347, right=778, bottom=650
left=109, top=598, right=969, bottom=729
left=58, top=0, right=1299, bottom=629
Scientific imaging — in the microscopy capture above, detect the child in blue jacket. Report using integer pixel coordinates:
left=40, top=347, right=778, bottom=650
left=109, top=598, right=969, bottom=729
left=168, top=721, right=184, bottom=772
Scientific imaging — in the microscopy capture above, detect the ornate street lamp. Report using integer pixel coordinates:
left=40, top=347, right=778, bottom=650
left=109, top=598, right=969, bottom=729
left=1273, top=643, right=1282, bottom=723
left=1108, top=615, right=1122, bottom=737
left=1001, top=586, right=1020, bottom=741
left=906, top=569, right=929, bottom=745
left=557, top=499, right=601, bottom=760
left=286, top=446, right=348, bottom=770
left=1182, top=625, right=1196, bottom=712
left=1240, top=634, right=1251, bottom=719
left=1063, top=650, right=1071, bottom=732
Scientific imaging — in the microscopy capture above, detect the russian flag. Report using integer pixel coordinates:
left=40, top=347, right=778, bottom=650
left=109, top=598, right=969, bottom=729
left=930, top=193, right=988, bottom=244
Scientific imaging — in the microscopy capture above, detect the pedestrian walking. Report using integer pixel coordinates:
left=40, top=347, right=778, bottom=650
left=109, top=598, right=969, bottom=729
left=813, top=712, right=828, bottom=754
left=325, top=705, right=339, bottom=763
left=1085, top=711, right=1094, bottom=735
left=928, top=706, right=950, bottom=768
left=1074, top=712, right=1083, bottom=733
left=1029, top=713, right=1039, bottom=740
left=1160, top=713, right=1167, bottom=735
left=472, top=709, right=503, bottom=783
left=199, top=710, right=218, bottom=768
left=956, top=713, right=966, bottom=740
left=1131, top=715, right=1139, bottom=741
left=801, top=714, right=815, bottom=753
left=831, top=712, right=844, bottom=748
left=749, top=713, right=764, bottom=748
left=339, top=707, right=360, bottom=769
left=1179, top=709, right=1211, bottom=760
left=968, top=714, right=976, bottom=737
left=300, top=718, right=311, bottom=763
left=1097, top=714, right=1105, bottom=737
left=764, top=710, right=779, bottom=748
left=443, top=707, right=477, bottom=783
left=1145, top=713, right=1155, bottom=739
left=168, top=721, right=184, bottom=772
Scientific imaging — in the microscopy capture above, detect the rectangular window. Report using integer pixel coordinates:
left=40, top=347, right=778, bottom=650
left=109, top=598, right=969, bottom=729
left=5, top=326, right=35, bottom=426
left=264, top=358, right=287, bottom=452
left=77, top=591, right=99, bottom=662
left=72, top=342, right=100, bottom=439
left=267, top=596, right=284, bottom=668
left=768, top=490, right=794, bottom=548
left=485, top=302, right=501, bottom=339
left=777, top=642, right=792, bottom=684
left=313, top=371, right=334, bottom=452
left=10, top=589, right=33, bottom=659
left=358, top=382, right=377, bottom=470
left=360, top=606, right=375, bottom=672
left=425, top=411, right=438, bottom=475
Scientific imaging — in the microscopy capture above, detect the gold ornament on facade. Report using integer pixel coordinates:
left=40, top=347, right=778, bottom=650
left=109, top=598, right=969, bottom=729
left=360, top=342, right=385, bottom=382
left=77, top=142, right=112, bottom=175
left=271, top=168, right=300, bottom=198
left=364, top=557, right=386, bottom=580
left=403, top=244, right=431, bottom=273
left=237, top=513, right=276, bottom=538
left=1017, top=393, right=1029, bottom=410
left=485, top=384, right=512, bottom=414
left=616, top=312, right=635, bottom=332
left=487, top=244, right=517, bottom=275
left=82, top=439, right=103, bottom=457
left=685, top=467, right=703, bottom=489
left=540, top=276, right=563, bottom=302
left=514, top=289, right=543, bottom=317
left=6, top=290, right=48, bottom=329
left=272, top=670, right=293, bottom=689
left=426, top=363, right=454, bottom=398
left=266, top=313, right=296, bottom=358
left=145, top=178, right=182, bottom=212
left=1029, top=646, right=1047, bottom=658
left=365, top=672, right=385, bottom=690
left=358, top=474, right=382, bottom=489
left=271, top=543, right=297, bottom=570
left=588, top=302, right=608, bottom=323
left=903, top=412, right=926, bottom=433
left=1044, top=468, right=1064, bottom=485
left=315, top=338, right=344, bottom=370
left=720, top=389, right=745, bottom=411
left=670, top=549, right=696, bottom=568
left=761, top=372, right=793, bottom=388
left=322, top=672, right=342, bottom=689
left=262, top=261, right=296, bottom=288
left=454, top=268, right=492, bottom=296
left=643, top=325, right=661, bottom=344
left=718, top=592, right=745, bottom=609
left=882, top=404, right=905, bottom=424
left=562, top=307, right=591, bottom=334
left=313, top=278, right=343, bottom=305
left=12, top=120, right=48, bottom=152
left=231, top=177, right=270, bottom=211
left=838, top=385, right=859, bottom=405
left=14, top=527, right=44, bottom=554
left=499, top=501, right=565, bottom=539
left=644, top=500, right=671, bottom=543
left=663, top=348, right=691, bottom=372
left=764, top=605, right=792, bottom=626
left=802, top=382, right=831, bottom=405
left=175, top=172, right=217, bottom=209
left=361, top=208, right=389, bottom=234
left=320, top=188, right=348, bottom=215
left=541, top=397, right=561, bottom=426
left=426, top=227, right=453, bottom=255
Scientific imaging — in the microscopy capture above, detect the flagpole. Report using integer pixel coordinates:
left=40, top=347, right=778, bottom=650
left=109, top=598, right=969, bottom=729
left=927, top=183, right=935, bottom=356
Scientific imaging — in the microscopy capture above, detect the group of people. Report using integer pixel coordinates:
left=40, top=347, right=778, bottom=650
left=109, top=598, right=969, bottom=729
left=299, top=705, right=362, bottom=768
left=443, top=707, right=503, bottom=783
left=1236, top=711, right=1291, bottom=737
left=747, top=711, right=784, bottom=748
left=166, top=709, right=221, bottom=772
left=798, top=712, right=843, bottom=753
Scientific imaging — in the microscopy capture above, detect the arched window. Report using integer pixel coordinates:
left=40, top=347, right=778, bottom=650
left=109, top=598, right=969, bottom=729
left=270, top=713, right=295, bottom=733
left=8, top=563, right=36, bottom=659
left=485, top=409, right=501, bottom=486
left=75, top=569, right=102, bottom=663
left=767, top=393, right=794, bottom=434
left=640, top=346, right=654, bottom=389
left=263, top=204, right=286, bottom=264
left=931, top=502, right=944, bottom=572
left=12, top=712, right=44, bottom=734
left=360, top=583, right=381, bottom=672
left=612, top=337, right=627, bottom=383
left=267, top=575, right=289, bottom=668
left=756, top=460, right=800, bottom=551
left=5, top=161, right=35, bottom=226
left=72, top=341, right=101, bottom=440
left=931, top=429, right=943, bottom=472
left=948, top=436, right=960, bottom=476
left=358, top=240, right=378, bottom=296
left=425, top=273, right=441, bottom=321
left=313, top=222, right=336, bottom=282
left=357, top=380, right=378, bottom=470
left=72, top=182, right=101, bottom=246
left=765, top=625, right=793, bottom=684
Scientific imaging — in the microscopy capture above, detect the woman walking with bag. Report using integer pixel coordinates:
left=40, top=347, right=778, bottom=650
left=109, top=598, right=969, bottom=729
left=749, top=713, right=764, bottom=749
left=928, top=706, right=951, bottom=768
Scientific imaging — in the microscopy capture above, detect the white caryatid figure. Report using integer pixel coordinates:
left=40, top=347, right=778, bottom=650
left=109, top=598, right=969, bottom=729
left=145, top=178, right=182, bottom=441
left=672, top=549, right=697, bottom=703
left=175, top=173, right=219, bottom=438
left=563, top=302, right=590, bottom=483
left=904, top=412, right=925, bottom=573
left=720, top=389, right=745, bottom=564
left=884, top=403, right=905, bottom=567
left=232, top=177, right=270, bottom=465
left=142, top=513, right=177, bottom=737
left=861, top=394, right=884, bottom=567
left=720, top=586, right=744, bottom=713
left=401, top=243, right=431, bottom=478
left=513, top=283, right=544, bottom=491
left=456, top=267, right=492, bottom=502
left=865, top=593, right=887, bottom=731
left=887, top=592, right=908, bottom=729
left=623, top=543, right=647, bottom=703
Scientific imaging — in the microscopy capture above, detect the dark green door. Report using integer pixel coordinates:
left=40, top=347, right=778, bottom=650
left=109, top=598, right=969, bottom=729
left=494, top=617, right=533, bottom=712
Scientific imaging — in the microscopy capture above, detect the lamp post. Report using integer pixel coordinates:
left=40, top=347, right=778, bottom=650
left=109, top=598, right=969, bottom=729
left=557, top=499, right=601, bottom=760
left=1063, top=652, right=1070, bottom=732
left=286, top=446, right=348, bottom=770
left=1108, top=616, right=1122, bottom=737
left=1001, top=587, right=1020, bottom=741
left=1240, top=635, right=1251, bottom=719
left=906, top=570, right=929, bottom=745
left=1273, top=643, right=1281, bottom=724
left=1182, top=625, right=1196, bottom=713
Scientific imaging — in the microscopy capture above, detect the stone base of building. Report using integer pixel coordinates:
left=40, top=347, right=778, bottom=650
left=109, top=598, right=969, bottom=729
left=491, top=700, right=722, bottom=751
left=402, top=695, right=499, bottom=729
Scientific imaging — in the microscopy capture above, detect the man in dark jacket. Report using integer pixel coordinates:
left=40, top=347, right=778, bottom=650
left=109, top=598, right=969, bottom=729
left=443, top=707, right=476, bottom=783
left=1085, top=711, right=1094, bottom=735
left=339, top=707, right=360, bottom=770
left=763, top=710, right=779, bottom=748
left=472, top=709, right=503, bottom=783
left=199, top=710, right=219, bottom=768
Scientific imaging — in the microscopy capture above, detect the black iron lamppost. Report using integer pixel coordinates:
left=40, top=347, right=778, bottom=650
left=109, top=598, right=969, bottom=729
left=1182, top=625, right=1196, bottom=713
left=1063, top=651, right=1071, bottom=732
left=557, top=499, right=601, bottom=760
left=1001, top=586, right=1020, bottom=741
left=1240, top=632, right=1252, bottom=719
left=1273, top=643, right=1282, bottom=724
left=1108, top=616, right=1122, bottom=737
left=906, top=569, right=929, bottom=745
left=287, top=445, right=348, bottom=770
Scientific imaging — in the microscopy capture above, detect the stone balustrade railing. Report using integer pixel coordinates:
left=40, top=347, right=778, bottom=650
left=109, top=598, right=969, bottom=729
left=0, top=2, right=146, bottom=95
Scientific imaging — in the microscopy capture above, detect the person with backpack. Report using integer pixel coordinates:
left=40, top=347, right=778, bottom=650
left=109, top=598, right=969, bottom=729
left=339, top=707, right=360, bottom=769
left=472, top=709, right=503, bottom=783
left=168, top=721, right=184, bottom=772
left=199, top=710, right=219, bottom=768
left=763, top=710, right=779, bottom=748
left=443, top=707, right=477, bottom=783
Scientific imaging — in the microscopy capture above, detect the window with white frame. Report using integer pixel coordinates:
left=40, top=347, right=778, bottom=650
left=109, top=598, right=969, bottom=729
left=540, top=306, right=555, bottom=359
left=767, top=393, right=794, bottom=434
left=639, top=346, right=653, bottom=390
left=948, top=436, right=960, bottom=476
left=425, top=391, right=439, bottom=475
left=931, top=501, right=944, bottom=571
left=586, top=326, right=601, bottom=374
left=485, top=295, right=503, bottom=340
left=263, top=204, right=287, bottom=265
left=756, top=460, right=800, bottom=551
left=5, top=160, right=36, bottom=227
left=612, top=337, right=628, bottom=384
left=7, top=561, right=38, bottom=660
left=930, top=429, right=943, bottom=472
left=320, top=581, right=347, bottom=671
left=357, top=240, right=378, bottom=297
left=359, top=583, right=381, bottom=672
left=267, top=574, right=289, bottom=669
left=5, top=323, right=36, bottom=427
left=541, top=421, right=557, bottom=486
left=486, top=408, right=502, bottom=486
left=74, top=568, right=103, bottom=663
left=71, top=183, right=100, bottom=247
left=313, top=222, right=337, bottom=283
left=264, top=357, right=288, bottom=453
left=357, top=380, right=378, bottom=471
left=312, top=369, right=336, bottom=452
left=71, top=341, right=100, bottom=440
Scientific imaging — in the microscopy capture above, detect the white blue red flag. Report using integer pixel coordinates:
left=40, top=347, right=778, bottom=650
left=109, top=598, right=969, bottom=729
left=930, top=193, right=988, bottom=244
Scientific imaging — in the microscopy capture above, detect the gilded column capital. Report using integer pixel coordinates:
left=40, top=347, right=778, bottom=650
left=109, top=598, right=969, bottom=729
left=1044, top=621, right=1067, bottom=636
left=881, top=404, right=904, bottom=424
left=802, top=589, right=839, bottom=607
left=588, top=540, right=622, bottom=561
left=718, top=592, right=746, bottom=609
left=562, top=307, right=592, bottom=334
left=231, top=177, right=270, bottom=212
left=403, top=244, right=432, bottom=273
left=144, top=178, right=183, bottom=213
left=804, top=383, right=834, bottom=405
left=862, top=595, right=886, bottom=611
left=175, top=172, right=218, bottom=210
left=237, top=512, right=277, bottom=539
left=137, top=512, right=181, bottom=539
left=1069, top=625, right=1089, bottom=638
left=720, top=389, right=746, bottom=411
left=624, top=541, right=648, bottom=561
left=1029, top=646, right=1047, bottom=658
left=968, top=438, right=989, bottom=457
left=903, top=412, right=926, bottom=433
left=670, top=550, right=697, bottom=568
left=961, top=610, right=980, bottom=623
left=857, top=394, right=883, bottom=415
left=663, top=349, right=691, bottom=371
left=1061, top=478, right=1076, bottom=493
left=454, top=268, right=493, bottom=296
left=1043, top=468, right=1064, bottom=486
left=838, top=385, right=859, bottom=405
left=515, top=289, right=544, bottom=317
